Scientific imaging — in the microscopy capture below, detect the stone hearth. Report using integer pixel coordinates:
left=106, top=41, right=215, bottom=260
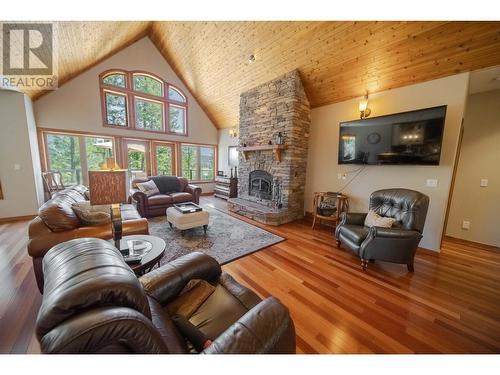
left=228, top=69, right=311, bottom=225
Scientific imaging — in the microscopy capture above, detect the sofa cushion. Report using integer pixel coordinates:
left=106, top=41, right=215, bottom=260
left=54, top=187, right=88, bottom=204
left=121, top=204, right=142, bottom=220
left=170, top=192, right=193, bottom=203
left=136, top=180, right=160, bottom=197
left=70, top=184, right=90, bottom=199
left=72, top=201, right=111, bottom=226
left=38, top=195, right=81, bottom=231
left=148, top=194, right=174, bottom=206
left=150, top=176, right=181, bottom=194
left=340, top=224, right=370, bottom=246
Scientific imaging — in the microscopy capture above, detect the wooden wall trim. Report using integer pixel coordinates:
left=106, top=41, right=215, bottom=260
left=0, top=215, right=36, bottom=224
left=443, top=235, right=500, bottom=251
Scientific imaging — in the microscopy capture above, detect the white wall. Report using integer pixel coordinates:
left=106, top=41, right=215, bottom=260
left=305, top=73, right=470, bottom=251
left=0, top=90, right=44, bottom=218
left=445, top=89, right=500, bottom=247
left=35, top=37, right=217, bottom=145
left=217, top=129, right=239, bottom=176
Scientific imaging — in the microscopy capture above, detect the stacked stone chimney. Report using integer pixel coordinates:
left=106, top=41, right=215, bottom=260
left=228, top=69, right=311, bottom=225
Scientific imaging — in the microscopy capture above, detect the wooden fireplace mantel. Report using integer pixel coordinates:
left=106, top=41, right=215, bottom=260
left=238, top=144, right=286, bottom=162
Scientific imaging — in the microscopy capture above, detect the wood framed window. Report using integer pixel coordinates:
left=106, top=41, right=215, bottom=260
left=152, top=141, right=176, bottom=176
left=39, top=128, right=217, bottom=186
left=180, top=143, right=215, bottom=182
left=122, top=139, right=151, bottom=181
left=100, top=69, right=188, bottom=136
left=42, top=131, right=115, bottom=186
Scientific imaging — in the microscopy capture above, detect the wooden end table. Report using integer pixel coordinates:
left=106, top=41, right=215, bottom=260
left=311, top=192, right=349, bottom=230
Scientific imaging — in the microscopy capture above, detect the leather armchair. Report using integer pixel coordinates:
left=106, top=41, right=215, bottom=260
left=130, top=176, right=202, bottom=218
left=335, top=188, right=429, bottom=271
left=35, top=238, right=295, bottom=354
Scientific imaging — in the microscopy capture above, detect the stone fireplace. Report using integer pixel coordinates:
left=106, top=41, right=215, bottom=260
left=228, top=70, right=311, bottom=225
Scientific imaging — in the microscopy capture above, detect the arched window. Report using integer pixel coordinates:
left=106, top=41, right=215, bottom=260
left=99, top=69, right=188, bottom=135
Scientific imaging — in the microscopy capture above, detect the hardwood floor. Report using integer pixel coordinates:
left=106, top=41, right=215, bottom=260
left=1, top=196, right=499, bottom=353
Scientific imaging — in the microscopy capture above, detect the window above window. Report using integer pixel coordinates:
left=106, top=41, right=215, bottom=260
left=102, top=73, right=127, bottom=88
left=168, top=86, right=186, bottom=103
left=133, top=74, right=163, bottom=97
left=100, top=69, right=188, bottom=135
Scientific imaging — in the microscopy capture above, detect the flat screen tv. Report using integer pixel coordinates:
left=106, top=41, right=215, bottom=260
left=338, top=105, right=447, bottom=165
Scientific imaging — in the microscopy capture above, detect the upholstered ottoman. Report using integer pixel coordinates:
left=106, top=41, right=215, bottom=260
left=166, top=206, right=209, bottom=234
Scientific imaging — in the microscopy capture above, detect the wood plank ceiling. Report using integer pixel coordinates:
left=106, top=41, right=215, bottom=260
left=24, top=21, right=151, bottom=99
left=23, top=21, right=500, bottom=128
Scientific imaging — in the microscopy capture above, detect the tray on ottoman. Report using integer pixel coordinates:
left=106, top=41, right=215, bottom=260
left=174, top=202, right=203, bottom=214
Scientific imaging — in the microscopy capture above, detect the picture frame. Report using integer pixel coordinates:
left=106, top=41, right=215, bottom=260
left=217, top=171, right=224, bottom=176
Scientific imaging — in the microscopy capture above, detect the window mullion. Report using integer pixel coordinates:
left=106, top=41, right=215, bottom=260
left=78, top=137, right=88, bottom=186
left=197, top=146, right=201, bottom=181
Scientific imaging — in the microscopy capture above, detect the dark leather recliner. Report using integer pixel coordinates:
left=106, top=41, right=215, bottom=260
left=35, top=238, right=295, bottom=354
left=335, top=188, right=429, bottom=272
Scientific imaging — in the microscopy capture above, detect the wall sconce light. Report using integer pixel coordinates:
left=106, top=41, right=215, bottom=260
left=229, top=127, right=238, bottom=138
left=359, top=92, right=371, bottom=119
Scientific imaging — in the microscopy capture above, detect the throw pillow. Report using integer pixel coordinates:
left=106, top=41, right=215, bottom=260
left=136, top=180, right=160, bottom=197
left=364, top=210, right=396, bottom=228
left=72, top=201, right=111, bottom=226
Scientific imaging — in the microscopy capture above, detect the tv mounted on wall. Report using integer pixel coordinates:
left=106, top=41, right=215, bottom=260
left=338, top=105, right=447, bottom=165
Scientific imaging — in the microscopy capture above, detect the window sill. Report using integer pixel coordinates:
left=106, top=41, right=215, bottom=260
left=188, top=180, right=215, bottom=184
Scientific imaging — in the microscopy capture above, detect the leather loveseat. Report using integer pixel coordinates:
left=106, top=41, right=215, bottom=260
left=335, top=188, right=429, bottom=271
left=35, top=238, right=296, bottom=354
left=130, top=176, right=202, bottom=218
left=28, top=185, right=148, bottom=293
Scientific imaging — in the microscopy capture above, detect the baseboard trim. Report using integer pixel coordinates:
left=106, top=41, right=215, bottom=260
left=417, top=246, right=439, bottom=256
left=0, top=214, right=36, bottom=224
left=201, top=192, right=214, bottom=196
left=443, top=235, right=499, bottom=251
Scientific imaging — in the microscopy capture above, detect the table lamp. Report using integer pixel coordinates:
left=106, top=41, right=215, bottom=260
left=88, top=168, right=128, bottom=253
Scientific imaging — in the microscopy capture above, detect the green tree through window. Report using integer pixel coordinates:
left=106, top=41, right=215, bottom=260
left=181, top=144, right=215, bottom=181
left=133, top=74, right=163, bottom=97
left=46, top=134, right=114, bottom=186
left=156, top=146, right=173, bottom=176
left=135, top=99, right=163, bottom=131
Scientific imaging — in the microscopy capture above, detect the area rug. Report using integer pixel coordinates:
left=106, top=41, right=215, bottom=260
left=148, top=205, right=285, bottom=265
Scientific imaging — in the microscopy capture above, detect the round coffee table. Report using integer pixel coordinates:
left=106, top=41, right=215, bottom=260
left=112, top=235, right=166, bottom=276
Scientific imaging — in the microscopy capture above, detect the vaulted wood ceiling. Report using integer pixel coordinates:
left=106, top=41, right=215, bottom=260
left=25, top=22, right=151, bottom=99
left=26, top=21, right=500, bottom=128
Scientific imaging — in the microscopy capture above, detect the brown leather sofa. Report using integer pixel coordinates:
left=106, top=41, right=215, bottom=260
left=130, top=176, right=202, bottom=218
left=335, top=188, right=429, bottom=271
left=28, top=185, right=148, bottom=293
left=35, top=238, right=296, bottom=353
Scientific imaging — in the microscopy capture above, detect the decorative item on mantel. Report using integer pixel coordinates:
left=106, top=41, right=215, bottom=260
left=275, top=132, right=284, bottom=145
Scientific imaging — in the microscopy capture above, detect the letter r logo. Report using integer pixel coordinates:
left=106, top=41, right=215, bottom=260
left=2, top=23, right=53, bottom=75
